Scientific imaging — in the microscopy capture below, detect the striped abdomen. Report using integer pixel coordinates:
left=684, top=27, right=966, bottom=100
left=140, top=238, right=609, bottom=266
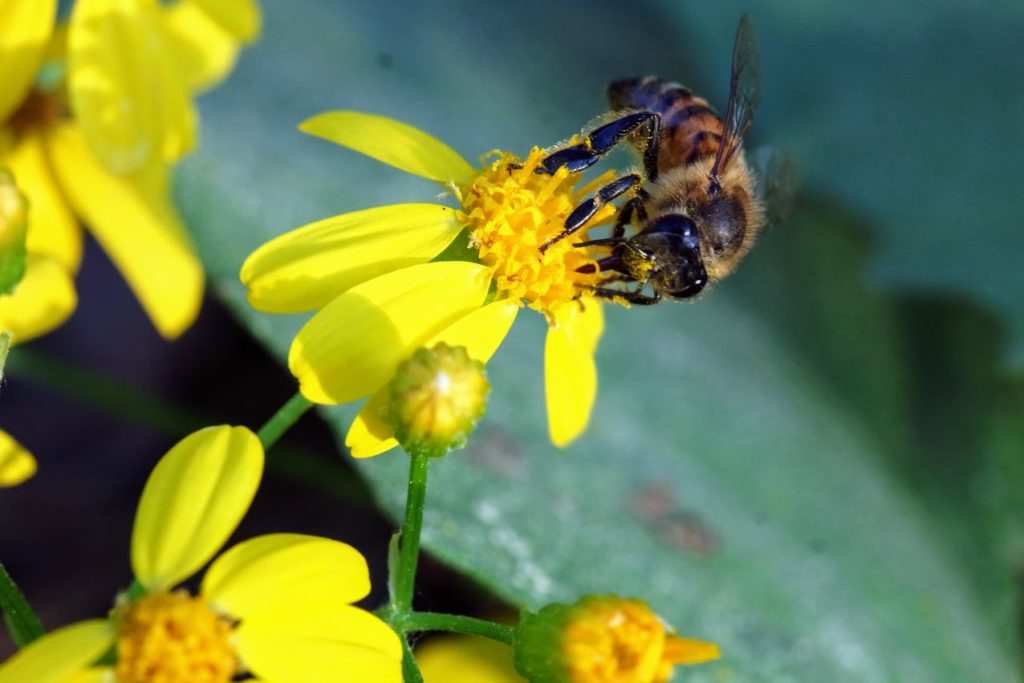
left=607, top=76, right=724, bottom=175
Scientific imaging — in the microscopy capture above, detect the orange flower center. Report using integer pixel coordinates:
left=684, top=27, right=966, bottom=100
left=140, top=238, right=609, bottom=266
left=115, top=590, right=237, bottom=683
left=456, top=147, right=617, bottom=317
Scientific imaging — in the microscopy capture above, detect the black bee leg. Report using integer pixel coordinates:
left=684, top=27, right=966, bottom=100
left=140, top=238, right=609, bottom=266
left=611, top=190, right=649, bottom=239
left=537, top=111, right=661, bottom=178
left=540, top=174, right=641, bottom=253
left=587, top=285, right=662, bottom=305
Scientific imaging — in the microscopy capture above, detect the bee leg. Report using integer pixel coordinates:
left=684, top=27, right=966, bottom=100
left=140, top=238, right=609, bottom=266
left=612, top=191, right=649, bottom=240
left=540, top=174, right=641, bottom=253
left=537, top=111, right=661, bottom=178
left=588, top=285, right=662, bottom=305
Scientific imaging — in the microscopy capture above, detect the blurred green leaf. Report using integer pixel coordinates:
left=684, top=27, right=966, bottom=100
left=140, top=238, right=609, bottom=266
left=178, top=1, right=1023, bottom=680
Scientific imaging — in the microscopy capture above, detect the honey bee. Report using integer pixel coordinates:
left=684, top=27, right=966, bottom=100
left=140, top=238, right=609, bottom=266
left=538, top=14, right=786, bottom=304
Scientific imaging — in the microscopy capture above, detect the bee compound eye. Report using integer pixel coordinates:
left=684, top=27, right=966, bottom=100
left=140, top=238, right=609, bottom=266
left=666, top=263, right=708, bottom=299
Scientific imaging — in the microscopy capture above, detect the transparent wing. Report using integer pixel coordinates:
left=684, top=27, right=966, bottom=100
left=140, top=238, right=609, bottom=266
left=750, top=146, right=798, bottom=230
left=709, top=13, right=762, bottom=189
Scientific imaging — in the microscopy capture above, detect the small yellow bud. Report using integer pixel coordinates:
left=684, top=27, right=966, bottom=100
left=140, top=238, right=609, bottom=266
left=387, top=342, right=489, bottom=458
left=0, top=169, right=28, bottom=295
left=514, top=596, right=720, bottom=683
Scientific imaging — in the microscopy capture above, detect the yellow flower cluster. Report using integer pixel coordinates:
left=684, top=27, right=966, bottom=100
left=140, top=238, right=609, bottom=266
left=0, top=427, right=402, bottom=683
left=0, top=0, right=258, bottom=344
left=0, top=0, right=258, bottom=488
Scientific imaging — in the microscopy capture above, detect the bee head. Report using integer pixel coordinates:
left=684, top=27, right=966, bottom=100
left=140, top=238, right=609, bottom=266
left=627, top=214, right=708, bottom=299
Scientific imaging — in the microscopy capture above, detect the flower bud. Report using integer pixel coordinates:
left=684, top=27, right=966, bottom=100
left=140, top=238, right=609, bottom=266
left=0, top=168, right=28, bottom=295
left=387, top=342, right=489, bottom=458
left=514, top=596, right=719, bottom=683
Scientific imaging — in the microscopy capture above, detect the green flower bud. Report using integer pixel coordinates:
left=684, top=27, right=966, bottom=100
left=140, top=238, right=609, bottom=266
left=387, top=342, right=489, bottom=458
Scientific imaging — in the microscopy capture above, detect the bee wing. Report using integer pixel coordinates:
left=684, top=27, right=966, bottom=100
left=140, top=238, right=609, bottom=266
left=750, top=146, right=798, bottom=230
left=709, top=13, right=762, bottom=189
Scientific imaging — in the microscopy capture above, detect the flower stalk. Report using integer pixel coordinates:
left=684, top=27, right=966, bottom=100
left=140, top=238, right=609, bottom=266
left=255, top=392, right=313, bottom=449
left=393, top=453, right=430, bottom=613
left=402, top=612, right=515, bottom=645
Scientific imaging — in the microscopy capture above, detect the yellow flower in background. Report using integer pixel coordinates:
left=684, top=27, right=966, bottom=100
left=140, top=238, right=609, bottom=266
left=0, top=166, right=75, bottom=342
left=0, top=425, right=402, bottom=683
left=0, top=430, right=36, bottom=487
left=418, top=635, right=526, bottom=683
left=0, top=0, right=258, bottom=340
left=242, top=112, right=615, bottom=455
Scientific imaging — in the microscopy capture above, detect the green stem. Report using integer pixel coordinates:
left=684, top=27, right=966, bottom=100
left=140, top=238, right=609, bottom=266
left=394, top=453, right=430, bottom=612
left=400, top=635, right=425, bottom=683
left=0, top=560, right=44, bottom=647
left=403, top=611, right=516, bottom=645
left=256, top=392, right=313, bottom=450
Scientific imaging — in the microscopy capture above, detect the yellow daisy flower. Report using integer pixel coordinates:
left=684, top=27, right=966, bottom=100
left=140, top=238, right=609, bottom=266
left=0, top=425, right=402, bottom=683
left=0, top=0, right=257, bottom=340
left=242, top=112, right=617, bottom=454
left=0, top=429, right=36, bottom=487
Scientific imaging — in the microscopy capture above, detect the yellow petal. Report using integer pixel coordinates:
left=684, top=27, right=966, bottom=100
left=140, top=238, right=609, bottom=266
left=235, top=605, right=402, bottom=683
left=47, top=123, right=203, bottom=339
left=663, top=636, right=721, bottom=665
left=345, top=299, right=519, bottom=458
left=64, top=668, right=113, bottom=683
left=202, top=534, right=371, bottom=620
left=131, top=425, right=263, bottom=591
left=160, top=0, right=239, bottom=93
left=417, top=635, right=525, bottom=683
left=68, top=0, right=197, bottom=173
left=0, top=0, right=56, bottom=124
left=242, top=204, right=463, bottom=314
left=0, top=429, right=36, bottom=487
left=290, top=261, right=490, bottom=404
left=300, top=111, right=474, bottom=185
left=0, top=619, right=114, bottom=683
left=0, top=254, right=76, bottom=344
left=346, top=391, right=396, bottom=459
left=2, top=132, right=83, bottom=272
left=186, top=0, right=260, bottom=43
left=544, top=298, right=604, bottom=447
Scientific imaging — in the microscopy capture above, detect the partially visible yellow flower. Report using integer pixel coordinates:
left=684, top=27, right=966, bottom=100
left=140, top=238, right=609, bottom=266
left=0, top=425, right=402, bottom=683
left=243, top=112, right=616, bottom=455
left=514, top=596, right=720, bottom=683
left=0, top=166, right=75, bottom=342
left=0, top=167, right=28, bottom=293
left=0, top=429, right=36, bottom=487
left=418, top=635, right=525, bottom=683
left=0, top=0, right=257, bottom=340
